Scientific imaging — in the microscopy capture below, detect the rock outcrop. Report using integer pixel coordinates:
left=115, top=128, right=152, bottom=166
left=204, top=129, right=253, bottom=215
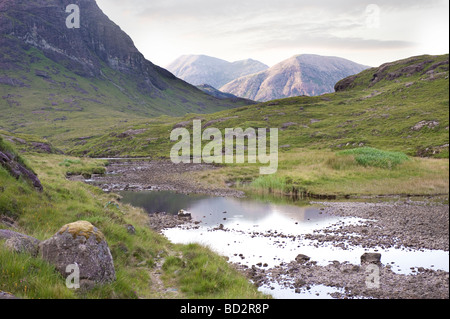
left=39, top=221, right=116, bottom=288
left=0, top=149, right=43, bottom=191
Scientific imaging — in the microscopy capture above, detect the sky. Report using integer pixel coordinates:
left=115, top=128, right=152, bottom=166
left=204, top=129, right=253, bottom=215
left=96, top=0, right=449, bottom=68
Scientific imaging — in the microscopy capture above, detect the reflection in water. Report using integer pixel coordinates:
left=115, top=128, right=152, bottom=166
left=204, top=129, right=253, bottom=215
left=120, top=190, right=449, bottom=298
left=120, top=190, right=336, bottom=229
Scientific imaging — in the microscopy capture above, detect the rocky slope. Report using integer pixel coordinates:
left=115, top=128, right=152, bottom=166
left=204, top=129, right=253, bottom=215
left=166, top=55, right=269, bottom=89
left=221, top=54, right=369, bottom=102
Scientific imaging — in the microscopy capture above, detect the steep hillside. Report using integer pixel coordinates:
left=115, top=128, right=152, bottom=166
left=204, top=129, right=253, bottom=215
left=166, top=55, right=269, bottom=89
left=221, top=54, right=369, bottom=102
left=0, top=0, right=250, bottom=147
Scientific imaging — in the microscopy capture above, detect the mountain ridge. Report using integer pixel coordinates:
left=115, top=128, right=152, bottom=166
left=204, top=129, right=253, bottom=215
left=166, top=55, right=269, bottom=89
left=220, top=54, right=370, bottom=102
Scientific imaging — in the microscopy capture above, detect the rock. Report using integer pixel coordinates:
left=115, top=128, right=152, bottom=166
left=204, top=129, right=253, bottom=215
left=125, top=224, right=136, bottom=235
left=39, top=221, right=116, bottom=288
left=281, top=122, right=298, bottom=130
left=360, top=253, right=382, bottom=265
left=0, top=291, right=19, bottom=299
left=0, top=229, right=40, bottom=256
left=178, top=209, right=192, bottom=220
left=295, top=254, right=311, bottom=264
left=411, top=120, right=439, bottom=131
left=0, top=150, right=43, bottom=191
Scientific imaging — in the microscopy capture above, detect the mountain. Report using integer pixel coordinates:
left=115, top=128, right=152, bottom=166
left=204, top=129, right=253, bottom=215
left=220, top=54, right=370, bottom=102
left=0, top=0, right=250, bottom=144
left=196, top=84, right=255, bottom=104
left=166, top=55, right=269, bottom=89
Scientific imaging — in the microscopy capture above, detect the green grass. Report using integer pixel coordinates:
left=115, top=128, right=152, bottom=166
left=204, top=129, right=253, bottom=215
left=337, top=147, right=410, bottom=169
left=163, top=244, right=267, bottom=299
left=188, top=148, right=448, bottom=197
left=0, top=146, right=264, bottom=299
left=0, top=247, right=76, bottom=299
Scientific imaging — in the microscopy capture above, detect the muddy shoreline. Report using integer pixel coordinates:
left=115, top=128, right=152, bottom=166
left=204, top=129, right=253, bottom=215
left=78, top=159, right=449, bottom=299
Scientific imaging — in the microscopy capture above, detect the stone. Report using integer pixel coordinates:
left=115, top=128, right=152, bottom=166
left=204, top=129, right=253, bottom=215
left=178, top=209, right=192, bottom=220
left=39, top=221, right=116, bottom=288
left=125, top=224, right=136, bottom=235
left=0, top=291, right=19, bottom=299
left=0, top=150, right=43, bottom=191
left=295, top=254, right=311, bottom=264
left=0, top=229, right=40, bottom=256
left=360, top=253, right=382, bottom=265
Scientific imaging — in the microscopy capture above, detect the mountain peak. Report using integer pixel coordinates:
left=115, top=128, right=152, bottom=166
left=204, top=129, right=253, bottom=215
left=166, top=55, right=269, bottom=88
left=220, top=54, right=370, bottom=102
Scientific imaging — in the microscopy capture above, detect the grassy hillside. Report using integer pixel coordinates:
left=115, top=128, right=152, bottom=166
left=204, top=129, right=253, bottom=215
left=0, top=46, right=251, bottom=147
left=0, top=136, right=266, bottom=299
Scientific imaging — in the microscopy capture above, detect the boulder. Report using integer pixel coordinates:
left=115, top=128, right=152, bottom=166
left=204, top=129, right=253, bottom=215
left=39, top=221, right=116, bottom=288
left=0, top=229, right=40, bottom=256
left=295, top=254, right=311, bottom=264
left=360, top=253, right=382, bottom=265
left=0, top=291, right=19, bottom=299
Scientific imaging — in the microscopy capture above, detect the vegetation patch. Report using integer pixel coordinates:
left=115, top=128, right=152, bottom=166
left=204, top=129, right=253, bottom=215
left=336, top=147, right=410, bottom=169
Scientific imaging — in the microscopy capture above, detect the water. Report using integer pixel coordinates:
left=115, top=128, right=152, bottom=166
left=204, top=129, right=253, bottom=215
left=120, top=190, right=449, bottom=298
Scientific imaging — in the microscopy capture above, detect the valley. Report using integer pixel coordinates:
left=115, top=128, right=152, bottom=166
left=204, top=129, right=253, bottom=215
left=0, top=0, right=448, bottom=301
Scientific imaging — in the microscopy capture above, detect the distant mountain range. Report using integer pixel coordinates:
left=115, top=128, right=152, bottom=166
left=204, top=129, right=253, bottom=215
left=167, top=54, right=370, bottom=102
left=221, top=55, right=370, bottom=102
left=166, top=55, right=269, bottom=89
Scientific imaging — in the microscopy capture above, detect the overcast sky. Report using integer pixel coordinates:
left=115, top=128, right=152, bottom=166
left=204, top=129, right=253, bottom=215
left=96, top=0, right=449, bottom=68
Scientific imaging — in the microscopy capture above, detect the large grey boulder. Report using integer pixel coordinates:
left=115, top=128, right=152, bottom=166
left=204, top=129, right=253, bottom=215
left=0, top=229, right=40, bottom=256
left=39, top=221, right=116, bottom=288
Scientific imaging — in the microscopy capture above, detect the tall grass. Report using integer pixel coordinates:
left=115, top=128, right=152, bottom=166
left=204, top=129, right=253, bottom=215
left=337, top=147, right=410, bottom=169
left=163, top=243, right=268, bottom=299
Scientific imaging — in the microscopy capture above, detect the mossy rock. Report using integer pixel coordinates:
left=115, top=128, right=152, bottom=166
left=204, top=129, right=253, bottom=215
left=58, top=220, right=105, bottom=243
left=40, top=221, right=116, bottom=288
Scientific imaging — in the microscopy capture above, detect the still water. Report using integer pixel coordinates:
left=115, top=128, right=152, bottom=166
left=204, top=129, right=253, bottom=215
left=120, top=190, right=449, bottom=298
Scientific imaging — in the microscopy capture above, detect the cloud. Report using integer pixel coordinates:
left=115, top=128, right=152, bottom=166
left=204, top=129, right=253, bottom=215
left=96, top=0, right=449, bottom=66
